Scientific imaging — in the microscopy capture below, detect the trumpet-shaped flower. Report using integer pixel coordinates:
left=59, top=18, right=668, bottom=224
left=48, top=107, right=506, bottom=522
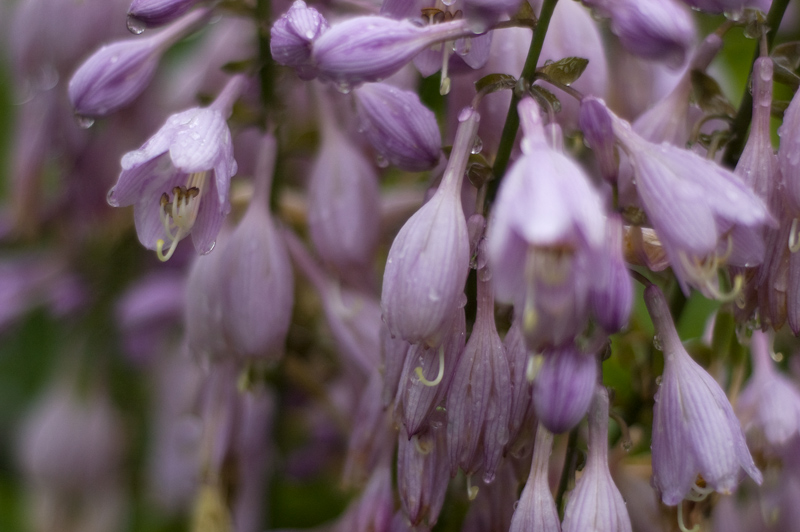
left=645, top=284, right=762, bottom=505
left=107, top=75, right=244, bottom=261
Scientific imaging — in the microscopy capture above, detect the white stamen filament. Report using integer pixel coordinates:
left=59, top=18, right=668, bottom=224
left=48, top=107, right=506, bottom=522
left=440, top=42, right=452, bottom=95
left=415, top=345, right=445, bottom=387
left=677, top=236, right=742, bottom=302
left=789, top=218, right=800, bottom=253
left=156, top=171, right=207, bottom=262
left=677, top=502, right=700, bottom=532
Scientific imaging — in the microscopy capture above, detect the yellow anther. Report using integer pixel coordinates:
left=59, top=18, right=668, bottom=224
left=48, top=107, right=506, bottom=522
left=415, top=345, right=445, bottom=387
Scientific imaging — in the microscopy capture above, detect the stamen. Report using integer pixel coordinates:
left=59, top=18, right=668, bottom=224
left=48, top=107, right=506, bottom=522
left=440, top=41, right=452, bottom=95
left=677, top=502, right=700, bottom=532
left=789, top=218, right=800, bottom=253
left=686, top=482, right=713, bottom=502
left=156, top=234, right=182, bottom=262
left=467, top=474, right=479, bottom=500
left=526, top=354, right=543, bottom=382
left=415, top=345, right=445, bottom=387
left=412, top=435, right=432, bottom=455
left=155, top=172, right=208, bottom=262
left=703, top=273, right=743, bottom=303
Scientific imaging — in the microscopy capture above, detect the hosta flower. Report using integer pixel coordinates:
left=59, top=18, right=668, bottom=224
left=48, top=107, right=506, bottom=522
left=69, top=7, right=210, bottom=117
left=645, top=284, right=762, bottom=505
left=353, top=82, right=441, bottom=172
left=509, top=424, right=561, bottom=532
left=398, top=425, right=450, bottom=528
left=562, top=386, right=632, bottom=532
left=595, top=97, right=774, bottom=298
left=270, top=0, right=329, bottom=80
left=107, top=75, right=245, bottom=261
left=381, top=107, right=478, bottom=346
left=487, top=98, right=606, bottom=349
left=736, top=330, right=800, bottom=449
left=126, top=0, right=202, bottom=30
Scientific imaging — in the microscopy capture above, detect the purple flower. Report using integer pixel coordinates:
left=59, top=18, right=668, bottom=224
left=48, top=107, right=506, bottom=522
left=601, top=98, right=774, bottom=297
left=380, top=108, right=477, bottom=346
left=504, top=320, right=534, bottom=454
left=69, top=7, right=210, bottom=117
left=509, top=424, right=561, bottom=532
left=487, top=98, right=606, bottom=349
left=270, top=0, right=329, bottom=80
left=645, top=284, right=762, bottom=505
left=107, top=75, right=245, bottom=261
left=446, top=258, right=511, bottom=483
left=397, top=425, right=450, bottom=528
left=218, top=134, right=294, bottom=362
left=736, top=330, right=800, bottom=449
left=312, top=15, right=472, bottom=88
left=532, top=344, right=598, bottom=434
left=584, top=0, right=695, bottom=67
left=562, top=386, right=632, bottom=532
left=127, top=0, right=202, bottom=30
left=778, top=64, right=800, bottom=218
left=589, top=215, right=633, bottom=333
left=353, top=82, right=441, bottom=172
left=308, top=101, right=380, bottom=280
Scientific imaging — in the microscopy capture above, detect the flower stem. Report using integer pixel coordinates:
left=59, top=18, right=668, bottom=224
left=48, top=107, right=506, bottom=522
left=555, top=425, right=579, bottom=519
left=721, top=0, right=791, bottom=167
left=256, top=0, right=276, bottom=117
left=487, top=0, right=559, bottom=207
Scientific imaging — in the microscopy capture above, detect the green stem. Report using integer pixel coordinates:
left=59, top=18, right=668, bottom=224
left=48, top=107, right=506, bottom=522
left=555, top=426, right=580, bottom=519
left=487, top=0, right=559, bottom=207
left=256, top=0, right=276, bottom=118
left=721, top=0, right=791, bottom=167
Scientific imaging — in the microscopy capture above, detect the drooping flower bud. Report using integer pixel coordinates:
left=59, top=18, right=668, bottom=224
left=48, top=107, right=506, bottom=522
left=312, top=16, right=472, bottom=88
left=69, top=7, right=211, bottom=117
left=778, top=65, right=800, bottom=218
left=589, top=215, right=633, bottom=333
left=583, top=0, right=695, bottom=67
left=218, top=134, right=294, bottom=362
left=532, top=344, right=598, bottom=434
left=397, top=425, right=450, bottom=528
left=509, top=424, right=561, bottom=532
left=127, top=0, right=202, bottom=30
left=446, top=258, right=511, bottom=483
left=645, top=284, right=762, bottom=505
left=579, top=96, right=618, bottom=184
left=381, top=107, right=477, bottom=346
left=353, top=82, right=441, bottom=172
left=308, top=95, right=380, bottom=282
left=396, top=308, right=466, bottom=437
left=504, top=320, right=534, bottom=454
left=736, top=330, right=800, bottom=449
left=336, top=461, right=394, bottom=532
left=562, top=386, right=632, bottom=532
left=270, top=0, right=329, bottom=80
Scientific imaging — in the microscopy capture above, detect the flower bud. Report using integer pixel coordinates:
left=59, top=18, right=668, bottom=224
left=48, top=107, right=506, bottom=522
left=532, top=344, right=598, bottom=434
left=312, top=16, right=471, bottom=88
left=353, top=82, right=441, bottom=172
left=270, top=0, right=329, bottom=80
left=589, top=215, right=633, bottom=333
left=69, top=8, right=210, bottom=117
left=308, top=109, right=380, bottom=279
left=219, top=134, right=294, bottom=361
left=127, top=0, right=202, bottom=30
left=398, top=426, right=450, bottom=528
left=381, top=108, right=478, bottom=346
left=562, top=386, right=632, bottom=532
left=579, top=97, right=617, bottom=184
left=509, top=424, right=560, bottom=532
left=504, top=320, right=534, bottom=453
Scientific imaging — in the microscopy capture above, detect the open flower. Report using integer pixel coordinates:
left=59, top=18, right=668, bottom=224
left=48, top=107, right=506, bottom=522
left=107, top=75, right=245, bottom=261
left=645, top=284, right=762, bottom=505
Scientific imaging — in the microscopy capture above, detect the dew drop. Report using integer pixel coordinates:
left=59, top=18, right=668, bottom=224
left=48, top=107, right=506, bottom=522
left=428, top=291, right=441, bottom=302
left=376, top=154, right=389, bottom=168
left=441, top=0, right=455, bottom=6
left=126, top=14, right=146, bottom=35
left=652, top=334, right=662, bottom=351
left=201, top=241, right=216, bottom=255
left=75, top=115, right=95, bottom=129
left=458, top=107, right=474, bottom=122
left=513, top=501, right=520, bottom=511
left=655, top=375, right=663, bottom=386
left=471, top=136, right=483, bottom=154
left=335, top=81, right=352, bottom=94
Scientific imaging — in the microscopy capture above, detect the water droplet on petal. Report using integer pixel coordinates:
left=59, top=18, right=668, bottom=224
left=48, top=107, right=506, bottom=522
left=126, top=14, right=146, bottom=35
left=335, top=81, right=352, bottom=94
left=376, top=154, right=389, bottom=168
left=201, top=241, right=216, bottom=255
left=471, top=136, right=483, bottom=154
left=655, top=375, right=663, bottom=386
left=75, top=115, right=95, bottom=129
left=652, top=334, right=662, bottom=351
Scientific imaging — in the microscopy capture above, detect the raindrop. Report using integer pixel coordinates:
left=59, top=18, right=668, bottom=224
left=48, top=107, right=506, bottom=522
left=652, top=334, right=662, bottom=351
left=622, top=440, right=632, bottom=452
left=75, top=115, right=95, bottom=129
left=375, top=154, right=389, bottom=168
left=335, top=81, right=352, bottom=94
left=428, top=292, right=441, bottom=302
left=457, top=293, right=468, bottom=308
left=441, top=0, right=455, bottom=6
left=513, top=501, right=520, bottom=511
left=655, top=376, right=663, bottom=386
left=471, top=136, right=483, bottom=154
left=201, top=241, right=216, bottom=255
left=126, top=14, right=146, bottom=35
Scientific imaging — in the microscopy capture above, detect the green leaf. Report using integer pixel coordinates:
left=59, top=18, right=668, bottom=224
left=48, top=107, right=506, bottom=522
left=512, top=0, right=537, bottom=27
left=530, top=85, right=562, bottom=113
left=474, top=73, right=517, bottom=94
left=773, top=61, right=800, bottom=90
left=690, top=70, right=736, bottom=116
left=537, top=57, right=589, bottom=86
